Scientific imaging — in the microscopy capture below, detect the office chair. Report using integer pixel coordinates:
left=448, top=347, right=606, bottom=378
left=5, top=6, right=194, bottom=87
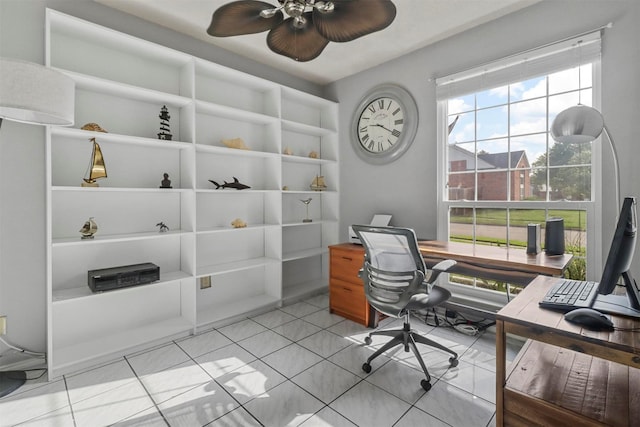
left=352, top=225, right=459, bottom=391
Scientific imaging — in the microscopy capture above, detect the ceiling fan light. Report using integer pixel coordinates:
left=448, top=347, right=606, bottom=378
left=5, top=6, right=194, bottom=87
left=284, top=1, right=305, bottom=17
left=293, top=15, right=307, bottom=29
left=207, top=0, right=284, bottom=37
left=260, top=8, right=279, bottom=18
left=315, top=2, right=335, bottom=13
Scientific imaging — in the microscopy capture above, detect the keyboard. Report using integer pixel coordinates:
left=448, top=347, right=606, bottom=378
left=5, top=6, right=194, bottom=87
left=539, top=279, right=599, bottom=312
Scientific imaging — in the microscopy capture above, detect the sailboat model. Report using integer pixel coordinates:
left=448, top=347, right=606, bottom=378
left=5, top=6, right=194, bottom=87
left=310, top=175, right=327, bottom=191
left=81, top=138, right=107, bottom=187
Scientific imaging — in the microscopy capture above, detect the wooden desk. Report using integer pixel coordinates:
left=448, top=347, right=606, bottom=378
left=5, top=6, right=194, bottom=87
left=420, top=240, right=573, bottom=286
left=496, top=275, right=640, bottom=426
left=328, top=242, right=573, bottom=327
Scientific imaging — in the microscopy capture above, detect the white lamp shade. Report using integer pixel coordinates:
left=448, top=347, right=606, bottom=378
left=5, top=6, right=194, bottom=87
left=0, top=57, right=75, bottom=126
left=550, top=104, right=604, bottom=143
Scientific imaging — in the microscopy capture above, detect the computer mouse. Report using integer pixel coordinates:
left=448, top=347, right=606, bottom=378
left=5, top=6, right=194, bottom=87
left=564, top=308, right=614, bottom=331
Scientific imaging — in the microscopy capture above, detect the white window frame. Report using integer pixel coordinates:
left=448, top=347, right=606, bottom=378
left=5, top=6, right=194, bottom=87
left=435, top=33, right=605, bottom=305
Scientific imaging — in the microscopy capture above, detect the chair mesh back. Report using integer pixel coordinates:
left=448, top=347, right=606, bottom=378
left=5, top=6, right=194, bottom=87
left=356, top=228, right=426, bottom=308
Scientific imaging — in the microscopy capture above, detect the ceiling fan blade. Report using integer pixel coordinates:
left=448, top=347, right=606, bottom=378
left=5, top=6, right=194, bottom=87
left=313, top=0, right=396, bottom=42
left=267, top=14, right=329, bottom=62
left=207, top=0, right=283, bottom=37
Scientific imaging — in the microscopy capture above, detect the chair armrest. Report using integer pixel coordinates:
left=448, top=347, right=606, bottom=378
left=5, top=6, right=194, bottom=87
left=426, top=259, right=456, bottom=284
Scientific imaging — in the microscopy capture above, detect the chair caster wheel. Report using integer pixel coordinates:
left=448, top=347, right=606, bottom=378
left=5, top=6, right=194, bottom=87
left=449, top=357, right=459, bottom=368
left=421, top=379, right=432, bottom=392
left=364, top=336, right=372, bottom=345
left=362, top=363, right=372, bottom=373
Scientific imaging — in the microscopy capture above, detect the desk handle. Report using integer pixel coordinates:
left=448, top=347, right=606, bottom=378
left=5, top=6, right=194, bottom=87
left=342, top=287, right=352, bottom=292
left=341, top=256, right=353, bottom=261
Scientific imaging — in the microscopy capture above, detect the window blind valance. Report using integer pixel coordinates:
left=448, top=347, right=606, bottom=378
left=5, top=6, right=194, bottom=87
left=435, top=28, right=605, bottom=101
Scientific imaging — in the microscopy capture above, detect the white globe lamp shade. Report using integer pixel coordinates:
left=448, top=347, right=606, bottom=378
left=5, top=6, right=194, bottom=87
left=550, top=105, right=604, bottom=143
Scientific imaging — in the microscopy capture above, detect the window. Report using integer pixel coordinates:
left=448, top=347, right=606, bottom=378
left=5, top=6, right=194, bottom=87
left=436, top=32, right=602, bottom=303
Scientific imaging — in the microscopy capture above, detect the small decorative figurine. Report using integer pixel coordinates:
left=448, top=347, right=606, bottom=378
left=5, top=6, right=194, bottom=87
left=231, top=218, right=247, bottom=228
left=300, top=198, right=313, bottom=223
left=282, top=185, right=289, bottom=191
left=81, top=123, right=107, bottom=133
left=160, top=173, right=172, bottom=188
left=79, top=217, right=98, bottom=239
left=156, top=222, right=169, bottom=233
left=222, top=137, right=249, bottom=150
left=283, top=147, right=293, bottom=155
left=157, top=105, right=172, bottom=141
left=310, top=175, right=327, bottom=191
left=308, top=151, right=319, bottom=159
left=81, top=138, right=107, bottom=187
left=209, top=177, right=250, bottom=190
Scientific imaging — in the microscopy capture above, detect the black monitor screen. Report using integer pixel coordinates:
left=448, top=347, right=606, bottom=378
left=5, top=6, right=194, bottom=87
left=598, top=197, right=637, bottom=296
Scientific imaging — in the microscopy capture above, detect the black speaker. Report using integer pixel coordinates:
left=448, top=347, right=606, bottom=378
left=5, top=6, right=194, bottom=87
left=545, top=218, right=565, bottom=255
left=526, top=224, right=541, bottom=254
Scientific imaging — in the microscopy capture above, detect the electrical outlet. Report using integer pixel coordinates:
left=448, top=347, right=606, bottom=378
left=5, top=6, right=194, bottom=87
left=0, top=316, right=6, bottom=335
left=200, top=276, right=212, bottom=289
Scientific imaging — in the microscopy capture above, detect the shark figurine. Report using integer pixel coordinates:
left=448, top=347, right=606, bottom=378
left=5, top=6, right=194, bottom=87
left=209, top=177, right=251, bottom=190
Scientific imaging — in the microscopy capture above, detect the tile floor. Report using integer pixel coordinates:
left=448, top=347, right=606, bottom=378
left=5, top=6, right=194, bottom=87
left=0, top=293, right=522, bottom=427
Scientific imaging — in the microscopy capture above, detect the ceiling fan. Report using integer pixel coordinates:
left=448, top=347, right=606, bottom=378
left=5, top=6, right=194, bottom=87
left=207, top=0, right=396, bottom=62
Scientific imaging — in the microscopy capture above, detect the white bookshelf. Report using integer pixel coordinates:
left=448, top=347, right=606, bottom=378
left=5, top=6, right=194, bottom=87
left=45, top=9, right=338, bottom=378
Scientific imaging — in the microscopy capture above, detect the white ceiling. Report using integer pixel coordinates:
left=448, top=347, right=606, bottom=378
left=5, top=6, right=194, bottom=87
left=96, top=0, right=539, bottom=85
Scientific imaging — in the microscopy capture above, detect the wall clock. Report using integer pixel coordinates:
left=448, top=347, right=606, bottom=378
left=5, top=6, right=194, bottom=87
left=351, top=84, right=418, bottom=164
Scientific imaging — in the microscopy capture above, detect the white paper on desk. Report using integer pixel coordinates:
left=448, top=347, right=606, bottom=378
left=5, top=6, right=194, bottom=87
left=370, top=214, right=392, bottom=226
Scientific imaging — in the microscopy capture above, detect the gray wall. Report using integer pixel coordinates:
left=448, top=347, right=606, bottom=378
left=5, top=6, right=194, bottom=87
left=0, top=0, right=322, bottom=352
left=327, top=0, right=640, bottom=266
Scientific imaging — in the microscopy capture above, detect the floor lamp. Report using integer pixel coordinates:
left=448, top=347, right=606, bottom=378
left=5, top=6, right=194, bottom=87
left=550, top=104, right=620, bottom=210
left=0, top=57, right=74, bottom=398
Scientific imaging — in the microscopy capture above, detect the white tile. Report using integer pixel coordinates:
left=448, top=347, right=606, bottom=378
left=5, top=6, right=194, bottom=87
left=301, top=310, right=344, bottom=329
left=394, top=406, right=451, bottom=427
left=298, top=406, right=357, bottom=427
left=112, top=407, right=167, bottom=426
left=195, top=343, right=256, bottom=380
left=218, top=359, right=287, bottom=404
left=413, top=380, right=495, bottom=427
left=365, top=359, right=429, bottom=404
left=176, top=329, right=233, bottom=359
left=326, top=319, right=371, bottom=344
left=297, top=330, right=352, bottom=358
left=136, top=360, right=212, bottom=405
left=303, top=293, right=330, bottom=309
left=237, top=330, right=293, bottom=359
left=243, top=380, right=324, bottom=427
left=439, top=359, right=496, bottom=403
left=291, top=360, right=360, bottom=404
left=329, top=381, right=411, bottom=427
left=327, top=344, right=390, bottom=378
left=71, top=377, right=156, bottom=427
left=272, top=318, right=322, bottom=342
left=65, top=359, right=137, bottom=404
left=0, top=379, right=68, bottom=426
left=207, top=407, right=261, bottom=426
left=262, top=343, right=323, bottom=378
left=157, top=379, right=239, bottom=426
left=250, top=309, right=297, bottom=329
left=279, top=301, right=322, bottom=318
left=126, top=343, right=190, bottom=377
left=16, top=405, right=75, bottom=427
left=217, top=318, right=268, bottom=342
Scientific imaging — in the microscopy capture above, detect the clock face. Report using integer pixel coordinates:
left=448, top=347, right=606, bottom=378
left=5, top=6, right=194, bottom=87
left=351, top=85, right=418, bottom=164
left=357, top=97, right=405, bottom=154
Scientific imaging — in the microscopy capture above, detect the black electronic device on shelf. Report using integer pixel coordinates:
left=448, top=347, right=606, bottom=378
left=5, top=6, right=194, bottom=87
left=88, top=263, right=160, bottom=292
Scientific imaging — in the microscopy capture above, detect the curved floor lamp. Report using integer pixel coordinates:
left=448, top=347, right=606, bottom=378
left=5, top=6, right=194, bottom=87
left=550, top=104, right=620, bottom=210
left=0, top=57, right=74, bottom=398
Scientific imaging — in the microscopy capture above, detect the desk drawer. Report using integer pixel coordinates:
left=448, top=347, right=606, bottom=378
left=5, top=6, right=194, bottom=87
left=330, top=278, right=368, bottom=324
left=330, top=248, right=364, bottom=283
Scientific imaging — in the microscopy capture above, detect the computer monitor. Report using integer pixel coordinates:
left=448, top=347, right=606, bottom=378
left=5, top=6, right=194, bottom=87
left=591, top=196, right=640, bottom=317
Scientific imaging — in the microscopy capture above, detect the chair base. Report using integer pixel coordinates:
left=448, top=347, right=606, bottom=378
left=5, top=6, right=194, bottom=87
left=363, top=315, right=458, bottom=391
